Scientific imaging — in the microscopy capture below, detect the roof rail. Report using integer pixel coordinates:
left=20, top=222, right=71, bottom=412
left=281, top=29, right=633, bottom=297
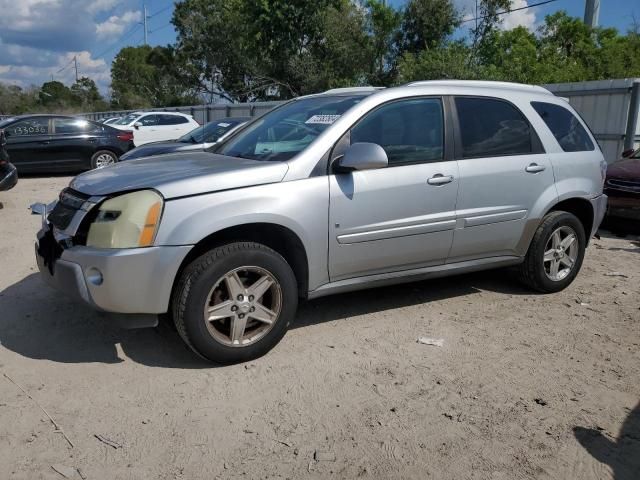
left=322, top=86, right=385, bottom=94
left=406, top=80, right=552, bottom=95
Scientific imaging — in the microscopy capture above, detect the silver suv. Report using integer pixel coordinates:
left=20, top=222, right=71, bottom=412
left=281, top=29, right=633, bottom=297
left=34, top=81, right=608, bottom=363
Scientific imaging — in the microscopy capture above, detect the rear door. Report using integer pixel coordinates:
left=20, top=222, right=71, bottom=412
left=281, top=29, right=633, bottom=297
left=49, top=117, right=102, bottom=169
left=328, top=97, right=459, bottom=280
left=159, top=114, right=193, bottom=139
left=4, top=117, right=53, bottom=171
left=448, top=96, right=556, bottom=262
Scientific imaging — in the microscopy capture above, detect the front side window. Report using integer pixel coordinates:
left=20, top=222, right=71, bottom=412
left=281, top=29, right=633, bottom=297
left=217, top=95, right=366, bottom=162
left=6, top=118, right=49, bottom=136
left=53, top=118, right=99, bottom=134
left=455, top=97, right=533, bottom=158
left=113, top=114, right=139, bottom=126
left=139, top=115, right=161, bottom=126
left=531, top=101, right=594, bottom=152
left=350, top=98, right=444, bottom=165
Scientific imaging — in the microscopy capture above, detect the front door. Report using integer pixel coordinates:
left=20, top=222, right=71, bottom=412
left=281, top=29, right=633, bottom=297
left=328, top=97, right=459, bottom=281
left=4, top=117, right=53, bottom=172
left=447, top=96, right=557, bottom=262
left=134, top=114, right=163, bottom=145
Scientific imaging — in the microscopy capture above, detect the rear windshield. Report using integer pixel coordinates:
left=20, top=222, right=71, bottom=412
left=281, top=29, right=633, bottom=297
left=216, top=95, right=366, bottom=162
left=179, top=119, right=245, bottom=144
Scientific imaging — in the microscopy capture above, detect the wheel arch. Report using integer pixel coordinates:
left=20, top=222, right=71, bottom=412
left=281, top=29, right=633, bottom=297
left=172, top=222, right=310, bottom=302
left=546, top=197, right=594, bottom=242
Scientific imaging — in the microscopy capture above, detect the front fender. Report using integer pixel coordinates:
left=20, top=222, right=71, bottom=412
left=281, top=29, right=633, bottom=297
left=155, top=177, right=329, bottom=290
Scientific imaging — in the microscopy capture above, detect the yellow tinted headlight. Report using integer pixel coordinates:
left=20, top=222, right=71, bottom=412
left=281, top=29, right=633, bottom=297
left=86, top=190, right=163, bottom=248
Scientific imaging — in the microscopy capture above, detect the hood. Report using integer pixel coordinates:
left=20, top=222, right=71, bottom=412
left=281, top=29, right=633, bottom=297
left=70, top=152, right=289, bottom=199
left=606, top=158, right=640, bottom=181
left=121, top=141, right=201, bottom=160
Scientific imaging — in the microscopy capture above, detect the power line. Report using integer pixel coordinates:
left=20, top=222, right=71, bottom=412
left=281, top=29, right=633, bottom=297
left=461, top=0, right=561, bottom=24
left=149, top=22, right=172, bottom=34
left=94, top=24, right=142, bottom=59
left=148, top=4, right=172, bottom=18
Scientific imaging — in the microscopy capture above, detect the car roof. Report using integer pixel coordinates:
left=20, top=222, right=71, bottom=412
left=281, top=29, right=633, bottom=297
left=300, top=80, right=554, bottom=101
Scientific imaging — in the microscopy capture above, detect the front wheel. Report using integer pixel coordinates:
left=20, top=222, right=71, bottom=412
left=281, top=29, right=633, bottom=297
left=519, top=211, right=586, bottom=293
left=172, top=242, right=298, bottom=364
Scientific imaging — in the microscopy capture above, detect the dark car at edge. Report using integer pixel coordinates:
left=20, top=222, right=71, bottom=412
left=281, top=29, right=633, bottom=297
left=0, top=115, right=134, bottom=173
left=119, top=117, right=250, bottom=161
left=604, top=147, right=640, bottom=224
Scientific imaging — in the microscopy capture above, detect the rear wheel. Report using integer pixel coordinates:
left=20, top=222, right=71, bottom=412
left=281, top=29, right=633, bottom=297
left=90, top=150, right=118, bottom=169
left=172, top=242, right=298, bottom=364
left=519, top=211, right=586, bottom=293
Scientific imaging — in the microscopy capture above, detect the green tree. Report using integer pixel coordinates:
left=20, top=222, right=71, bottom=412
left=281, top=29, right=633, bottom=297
left=398, top=41, right=476, bottom=82
left=111, top=45, right=197, bottom=109
left=70, top=77, right=108, bottom=110
left=365, top=0, right=402, bottom=85
left=398, top=0, right=459, bottom=54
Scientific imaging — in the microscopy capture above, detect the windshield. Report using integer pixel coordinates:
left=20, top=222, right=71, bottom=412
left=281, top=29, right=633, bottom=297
left=217, top=95, right=366, bottom=161
left=179, top=119, right=244, bottom=144
left=0, top=118, right=17, bottom=128
left=112, top=113, right=140, bottom=126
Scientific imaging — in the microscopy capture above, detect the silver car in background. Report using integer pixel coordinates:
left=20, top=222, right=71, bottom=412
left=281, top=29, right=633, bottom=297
left=33, top=81, right=607, bottom=364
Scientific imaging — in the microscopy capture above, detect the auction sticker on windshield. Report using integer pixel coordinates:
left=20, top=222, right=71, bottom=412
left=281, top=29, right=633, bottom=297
left=305, top=114, right=341, bottom=125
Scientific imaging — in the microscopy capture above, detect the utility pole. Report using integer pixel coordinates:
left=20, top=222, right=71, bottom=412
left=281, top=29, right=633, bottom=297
left=143, top=3, right=148, bottom=45
left=74, top=55, right=78, bottom=82
left=584, top=0, right=600, bottom=28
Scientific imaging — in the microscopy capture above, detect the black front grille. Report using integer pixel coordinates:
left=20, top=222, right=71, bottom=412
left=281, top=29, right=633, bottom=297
left=48, top=188, right=90, bottom=230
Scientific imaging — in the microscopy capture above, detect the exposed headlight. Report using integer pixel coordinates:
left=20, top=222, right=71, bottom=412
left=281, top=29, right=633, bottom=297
left=86, top=190, right=163, bottom=248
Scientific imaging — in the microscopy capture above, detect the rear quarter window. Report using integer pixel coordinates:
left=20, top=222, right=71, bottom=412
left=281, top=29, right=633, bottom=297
left=531, top=101, right=594, bottom=152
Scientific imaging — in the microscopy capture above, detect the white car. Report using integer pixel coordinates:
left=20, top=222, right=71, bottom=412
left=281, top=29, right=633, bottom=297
left=110, top=112, right=200, bottom=146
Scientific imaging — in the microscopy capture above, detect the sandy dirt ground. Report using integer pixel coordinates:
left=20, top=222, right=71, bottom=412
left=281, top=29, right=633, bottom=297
left=0, top=176, right=638, bottom=480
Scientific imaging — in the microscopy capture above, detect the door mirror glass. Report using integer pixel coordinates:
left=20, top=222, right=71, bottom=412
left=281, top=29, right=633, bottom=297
left=621, top=148, right=635, bottom=158
left=133, top=122, right=142, bottom=129
left=337, top=142, right=388, bottom=172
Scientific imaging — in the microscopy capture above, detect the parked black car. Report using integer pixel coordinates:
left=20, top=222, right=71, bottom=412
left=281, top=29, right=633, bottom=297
left=0, top=115, right=134, bottom=173
left=119, top=117, right=250, bottom=161
left=0, top=129, right=18, bottom=191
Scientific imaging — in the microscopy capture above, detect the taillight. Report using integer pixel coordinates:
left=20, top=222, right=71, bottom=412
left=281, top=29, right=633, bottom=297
left=117, top=131, right=134, bottom=142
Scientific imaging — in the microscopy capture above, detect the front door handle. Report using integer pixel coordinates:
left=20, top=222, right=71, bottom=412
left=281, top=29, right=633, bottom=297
left=39, top=141, right=50, bottom=145
left=525, top=163, right=546, bottom=173
left=427, top=174, right=454, bottom=186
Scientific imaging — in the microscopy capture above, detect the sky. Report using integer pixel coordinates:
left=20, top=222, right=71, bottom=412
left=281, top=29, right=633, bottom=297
left=0, top=0, right=637, bottom=95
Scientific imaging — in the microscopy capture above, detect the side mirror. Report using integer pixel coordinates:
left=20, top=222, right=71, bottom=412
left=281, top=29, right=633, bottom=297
left=133, top=122, right=142, bottom=130
left=621, top=148, right=635, bottom=158
left=336, top=142, right=388, bottom=172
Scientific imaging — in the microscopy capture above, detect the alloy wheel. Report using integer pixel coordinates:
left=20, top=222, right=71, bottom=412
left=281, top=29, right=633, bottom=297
left=95, top=153, right=116, bottom=168
left=203, top=266, right=283, bottom=347
left=543, top=226, right=579, bottom=281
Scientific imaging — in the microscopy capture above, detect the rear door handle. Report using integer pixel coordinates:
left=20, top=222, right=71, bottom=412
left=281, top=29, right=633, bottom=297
left=39, top=141, right=50, bottom=145
left=525, top=163, right=546, bottom=173
left=427, top=174, right=454, bottom=186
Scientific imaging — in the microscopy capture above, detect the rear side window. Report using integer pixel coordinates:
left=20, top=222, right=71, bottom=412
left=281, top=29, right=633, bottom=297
left=160, top=115, right=189, bottom=125
left=531, top=101, right=594, bottom=152
left=455, top=97, right=533, bottom=158
left=53, top=118, right=100, bottom=134
left=351, top=97, right=444, bottom=165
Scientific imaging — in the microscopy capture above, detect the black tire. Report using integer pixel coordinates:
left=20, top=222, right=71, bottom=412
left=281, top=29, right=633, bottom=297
left=519, top=211, right=586, bottom=293
left=90, top=150, right=118, bottom=169
left=172, top=242, right=298, bottom=364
